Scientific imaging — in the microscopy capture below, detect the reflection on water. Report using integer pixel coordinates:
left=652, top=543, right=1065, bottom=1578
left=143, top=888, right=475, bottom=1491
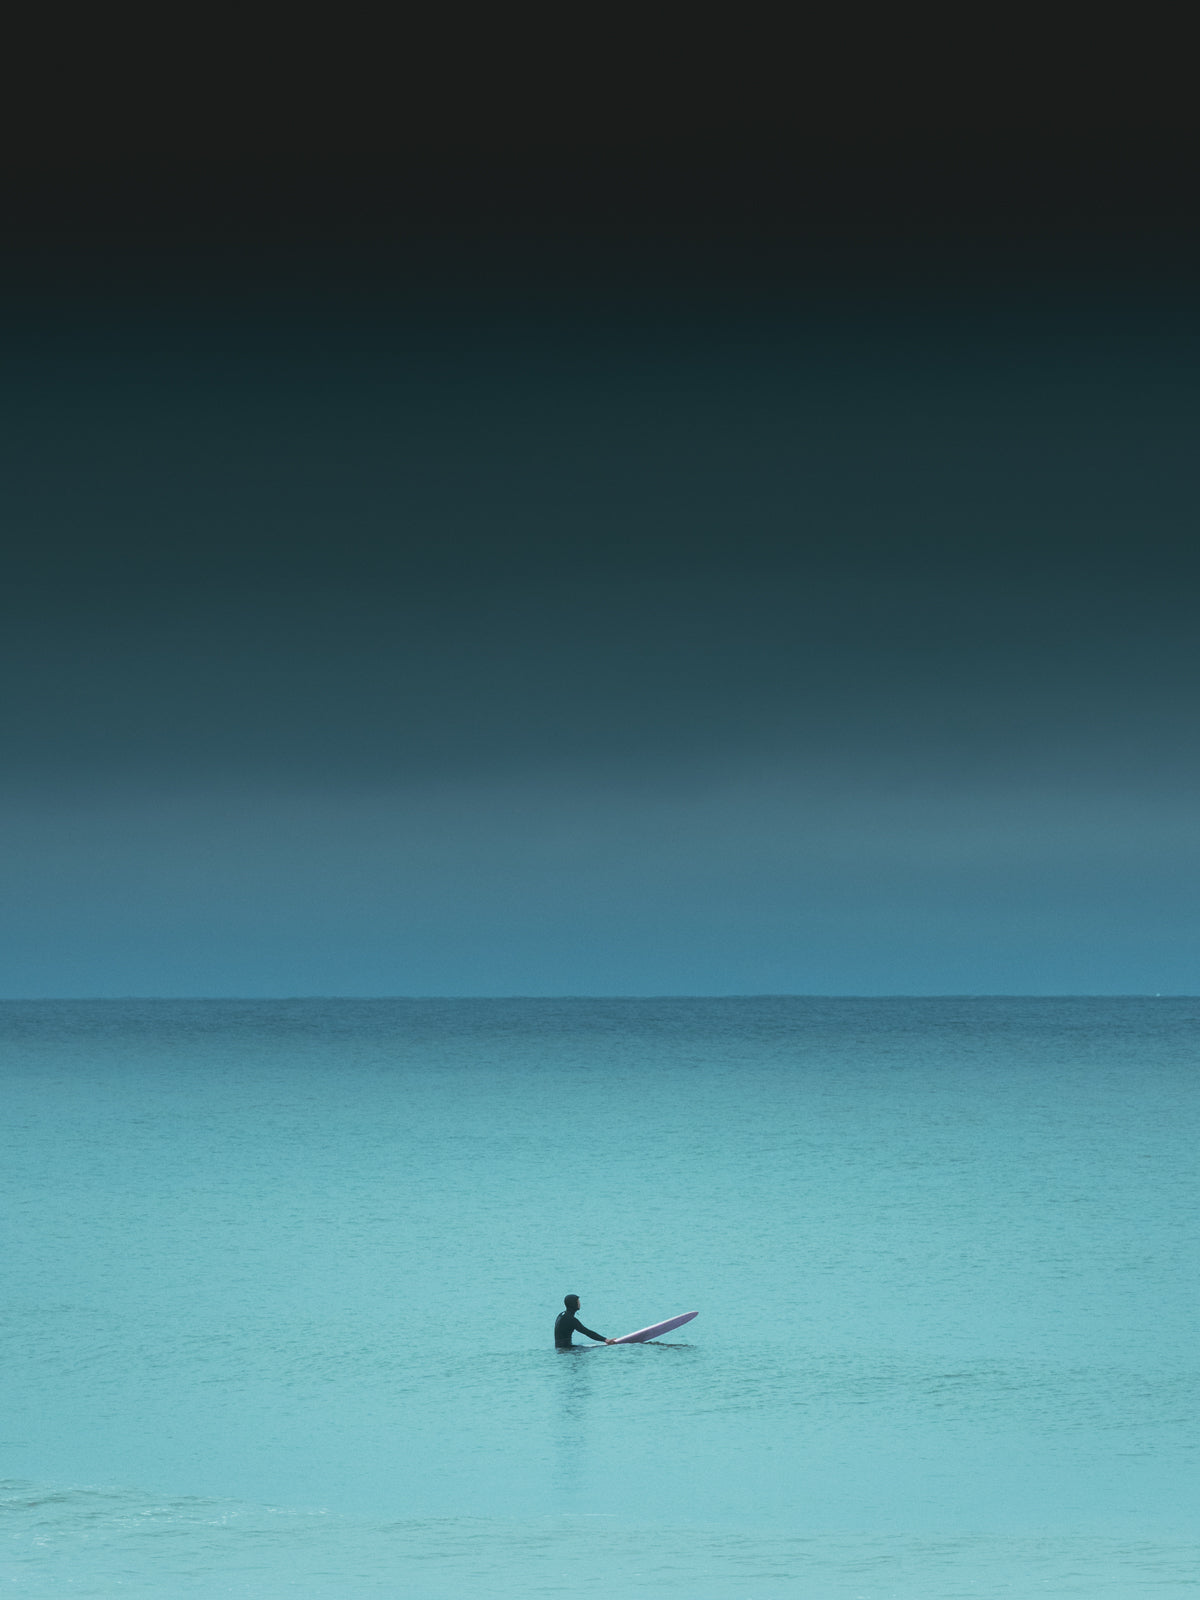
left=552, top=1348, right=593, bottom=1504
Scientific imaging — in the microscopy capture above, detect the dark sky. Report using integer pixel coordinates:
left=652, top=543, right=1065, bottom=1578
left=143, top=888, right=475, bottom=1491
left=3, top=13, right=1199, bottom=994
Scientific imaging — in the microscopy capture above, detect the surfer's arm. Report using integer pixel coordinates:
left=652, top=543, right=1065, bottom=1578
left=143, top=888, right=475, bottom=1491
left=573, top=1318, right=606, bottom=1342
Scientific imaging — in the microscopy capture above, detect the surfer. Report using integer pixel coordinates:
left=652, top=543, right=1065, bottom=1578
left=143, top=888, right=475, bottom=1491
left=555, top=1294, right=615, bottom=1348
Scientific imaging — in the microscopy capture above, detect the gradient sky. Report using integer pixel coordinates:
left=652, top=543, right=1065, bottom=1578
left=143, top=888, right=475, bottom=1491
left=3, top=22, right=1199, bottom=994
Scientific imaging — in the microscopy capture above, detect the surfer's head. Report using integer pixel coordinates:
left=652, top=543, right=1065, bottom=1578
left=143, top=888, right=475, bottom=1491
left=564, top=1294, right=580, bottom=1310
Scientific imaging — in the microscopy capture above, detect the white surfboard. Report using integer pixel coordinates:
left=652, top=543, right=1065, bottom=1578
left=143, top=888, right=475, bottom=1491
left=610, top=1311, right=698, bottom=1344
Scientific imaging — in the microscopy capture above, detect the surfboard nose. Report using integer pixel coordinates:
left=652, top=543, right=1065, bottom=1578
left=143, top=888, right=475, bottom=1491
left=610, top=1310, right=698, bottom=1344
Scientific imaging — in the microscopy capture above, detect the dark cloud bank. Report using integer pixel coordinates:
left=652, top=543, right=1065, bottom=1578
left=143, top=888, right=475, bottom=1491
left=3, top=57, right=1199, bottom=992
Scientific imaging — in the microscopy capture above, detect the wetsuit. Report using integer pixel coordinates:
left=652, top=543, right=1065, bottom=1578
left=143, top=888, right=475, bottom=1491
left=555, top=1310, right=606, bottom=1348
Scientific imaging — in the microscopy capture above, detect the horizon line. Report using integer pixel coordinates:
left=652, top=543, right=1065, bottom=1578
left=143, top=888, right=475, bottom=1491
left=0, top=993, right=1192, bottom=1004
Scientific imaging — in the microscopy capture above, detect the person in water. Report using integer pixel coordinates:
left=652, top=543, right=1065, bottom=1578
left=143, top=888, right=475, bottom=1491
left=555, top=1294, right=615, bottom=1348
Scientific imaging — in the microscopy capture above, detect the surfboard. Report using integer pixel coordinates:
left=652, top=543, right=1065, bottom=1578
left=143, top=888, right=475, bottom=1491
left=610, top=1311, right=698, bottom=1344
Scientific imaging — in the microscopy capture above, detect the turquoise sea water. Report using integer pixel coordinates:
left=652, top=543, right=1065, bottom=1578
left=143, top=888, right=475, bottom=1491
left=2, top=997, right=1197, bottom=1597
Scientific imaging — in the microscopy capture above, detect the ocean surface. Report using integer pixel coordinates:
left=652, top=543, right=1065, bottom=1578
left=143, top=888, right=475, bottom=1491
left=1, top=997, right=1197, bottom=1598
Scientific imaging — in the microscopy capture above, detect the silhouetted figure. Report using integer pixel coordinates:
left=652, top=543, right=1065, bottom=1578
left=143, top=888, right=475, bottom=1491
left=554, top=1293, right=612, bottom=1347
